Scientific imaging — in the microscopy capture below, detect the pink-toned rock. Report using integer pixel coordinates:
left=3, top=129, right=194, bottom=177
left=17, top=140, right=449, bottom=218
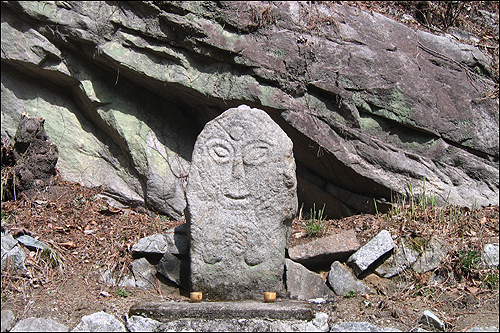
left=288, top=230, right=360, bottom=269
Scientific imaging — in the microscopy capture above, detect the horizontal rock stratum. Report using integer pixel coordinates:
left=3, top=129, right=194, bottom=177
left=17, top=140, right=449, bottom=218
left=1, top=1, right=498, bottom=218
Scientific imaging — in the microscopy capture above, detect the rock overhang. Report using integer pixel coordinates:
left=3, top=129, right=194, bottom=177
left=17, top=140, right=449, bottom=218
left=1, top=1, right=498, bottom=219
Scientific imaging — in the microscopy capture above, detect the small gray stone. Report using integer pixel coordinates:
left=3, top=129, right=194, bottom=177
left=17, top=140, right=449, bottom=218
left=429, top=270, right=456, bottom=285
left=375, top=241, right=419, bottom=278
left=310, top=312, right=329, bottom=332
left=412, top=237, right=450, bottom=273
left=327, top=261, right=373, bottom=296
left=419, top=310, right=445, bottom=331
left=130, top=258, right=157, bottom=289
left=307, top=298, right=326, bottom=304
left=1, top=234, right=18, bottom=254
left=156, top=252, right=188, bottom=288
left=483, top=243, right=499, bottom=267
left=285, top=259, right=334, bottom=300
left=16, top=235, right=47, bottom=251
left=1, top=235, right=19, bottom=270
left=347, top=230, right=395, bottom=276
left=11, top=317, right=69, bottom=332
left=1, top=309, right=15, bottom=332
left=149, top=318, right=321, bottom=332
left=71, top=311, right=126, bottom=332
left=132, top=231, right=188, bottom=256
left=99, top=269, right=116, bottom=285
left=2, top=245, right=28, bottom=273
left=156, top=252, right=180, bottom=285
left=99, top=268, right=135, bottom=287
left=118, top=274, right=137, bottom=287
left=125, top=315, right=162, bottom=332
left=330, top=321, right=401, bottom=332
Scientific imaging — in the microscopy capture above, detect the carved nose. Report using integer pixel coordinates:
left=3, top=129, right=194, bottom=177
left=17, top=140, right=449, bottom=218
left=232, top=156, right=245, bottom=179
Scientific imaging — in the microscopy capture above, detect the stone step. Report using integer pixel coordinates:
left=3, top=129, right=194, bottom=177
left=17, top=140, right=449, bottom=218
left=129, top=300, right=313, bottom=322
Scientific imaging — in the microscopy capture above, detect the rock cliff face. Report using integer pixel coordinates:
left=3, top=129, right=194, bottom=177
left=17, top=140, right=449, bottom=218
left=1, top=1, right=498, bottom=218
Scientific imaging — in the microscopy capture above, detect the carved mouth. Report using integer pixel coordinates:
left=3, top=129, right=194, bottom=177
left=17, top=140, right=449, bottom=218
left=223, top=183, right=250, bottom=200
left=222, top=188, right=251, bottom=209
left=222, top=196, right=251, bottom=210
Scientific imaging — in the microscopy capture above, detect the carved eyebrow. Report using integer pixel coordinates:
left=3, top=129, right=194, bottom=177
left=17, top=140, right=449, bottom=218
left=244, top=139, right=273, bottom=146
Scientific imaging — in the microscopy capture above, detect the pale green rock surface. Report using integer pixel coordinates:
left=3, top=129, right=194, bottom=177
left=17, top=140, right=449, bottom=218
left=1, top=1, right=498, bottom=219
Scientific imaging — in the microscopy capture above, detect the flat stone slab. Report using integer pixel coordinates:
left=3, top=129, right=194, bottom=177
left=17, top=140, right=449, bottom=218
left=129, top=300, right=313, bottom=322
left=347, top=230, right=394, bottom=276
left=330, top=321, right=401, bottom=332
left=288, top=229, right=360, bottom=268
left=16, top=235, right=47, bottom=251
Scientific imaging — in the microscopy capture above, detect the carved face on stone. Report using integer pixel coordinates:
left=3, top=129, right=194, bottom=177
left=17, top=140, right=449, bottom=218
left=190, top=106, right=296, bottom=213
left=187, top=105, right=297, bottom=300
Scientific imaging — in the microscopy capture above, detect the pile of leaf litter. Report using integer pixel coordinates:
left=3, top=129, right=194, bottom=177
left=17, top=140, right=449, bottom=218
left=1, top=175, right=183, bottom=294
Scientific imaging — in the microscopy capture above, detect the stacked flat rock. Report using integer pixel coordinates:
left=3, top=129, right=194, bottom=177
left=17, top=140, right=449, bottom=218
left=347, top=230, right=394, bottom=276
left=186, top=105, right=298, bottom=300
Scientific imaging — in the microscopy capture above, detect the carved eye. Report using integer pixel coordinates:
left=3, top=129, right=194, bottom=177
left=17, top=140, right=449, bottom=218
left=213, top=146, right=229, bottom=158
left=207, top=139, right=232, bottom=163
left=243, top=143, right=269, bottom=165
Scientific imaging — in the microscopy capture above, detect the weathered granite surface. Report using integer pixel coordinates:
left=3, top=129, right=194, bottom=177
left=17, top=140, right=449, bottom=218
left=187, top=105, right=297, bottom=300
left=347, top=230, right=395, bottom=276
left=412, top=236, right=450, bottom=273
left=10, top=317, right=69, bottom=332
left=288, top=229, right=360, bottom=269
left=328, top=261, right=373, bottom=296
left=285, top=259, right=335, bottom=300
left=375, top=240, right=419, bottom=278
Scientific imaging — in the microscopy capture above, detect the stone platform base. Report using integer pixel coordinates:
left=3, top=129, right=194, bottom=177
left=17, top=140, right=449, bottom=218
left=127, top=300, right=326, bottom=332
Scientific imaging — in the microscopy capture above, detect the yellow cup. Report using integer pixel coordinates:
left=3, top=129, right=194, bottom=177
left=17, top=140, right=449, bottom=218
left=264, top=292, right=276, bottom=303
left=190, top=292, right=203, bottom=302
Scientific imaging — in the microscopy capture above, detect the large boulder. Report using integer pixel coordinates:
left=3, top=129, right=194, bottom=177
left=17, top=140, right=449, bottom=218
left=1, top=1, right=498, bottom=218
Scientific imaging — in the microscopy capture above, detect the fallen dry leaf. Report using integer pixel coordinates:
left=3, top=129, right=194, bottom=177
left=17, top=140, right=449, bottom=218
left=466, top=286, right=480, bottom=300
left=60, top=241, right=77, bottom=249
left=54, top=227, right=67, bottom=233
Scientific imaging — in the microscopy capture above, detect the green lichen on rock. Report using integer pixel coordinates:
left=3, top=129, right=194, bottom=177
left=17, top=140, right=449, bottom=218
left=364, top=88, right=413, bottom=125
left=389, top=88, right=412, bottom=121
left=352, top=92, right=373, bottom=113
left=359, top=115, right=383, bottom=132
left=338, top=75, right=361, bottom=90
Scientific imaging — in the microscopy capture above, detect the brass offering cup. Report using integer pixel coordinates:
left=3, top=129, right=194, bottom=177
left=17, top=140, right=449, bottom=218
left=264, top=292, right=276, bottom=303
left=190, top=292, right=203, bottom=303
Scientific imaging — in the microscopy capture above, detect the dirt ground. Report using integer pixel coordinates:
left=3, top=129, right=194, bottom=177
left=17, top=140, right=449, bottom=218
left=1, top=177, right=498, bottom=332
